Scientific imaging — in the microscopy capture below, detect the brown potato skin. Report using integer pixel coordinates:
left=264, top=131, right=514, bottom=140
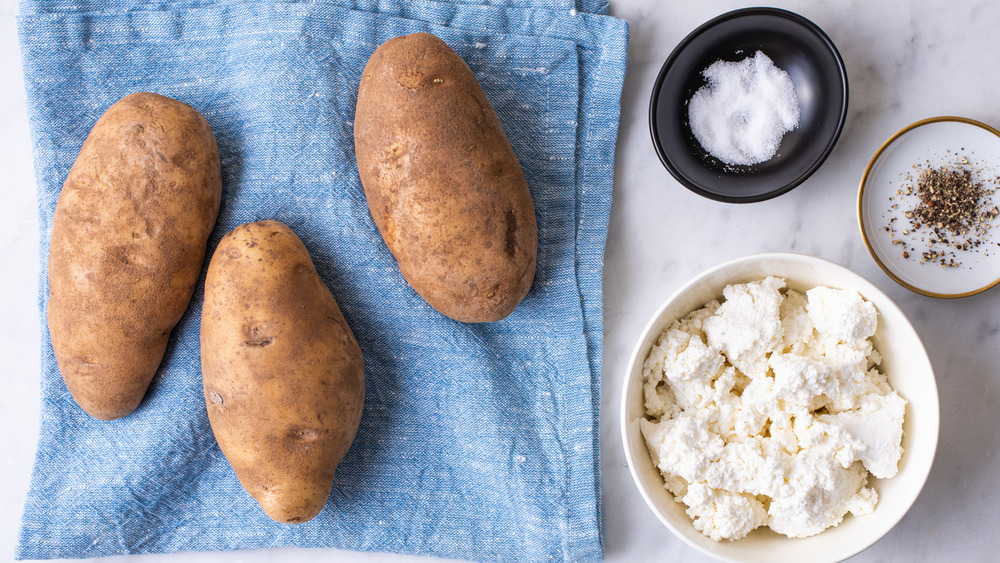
left=47, top=92, right=222, bottom=420
left=354, top=32, right=538, bottom=323
left=201, top=221, right=365, bottom=524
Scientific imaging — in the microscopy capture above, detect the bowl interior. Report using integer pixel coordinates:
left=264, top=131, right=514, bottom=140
left=650, top=9, right=847, bottom=202
left=621, top=253, right=939, bottom=563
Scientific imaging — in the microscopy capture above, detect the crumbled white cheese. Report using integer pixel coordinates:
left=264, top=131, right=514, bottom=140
left=806, top=286, right=877, bottom=345
left=683, top=482, right=769, bottom=542
left=703, top=276, right=785, bottom=379
left=819, top=391, right=906, bottom=479
left=641, top=278, right=906, bottom=541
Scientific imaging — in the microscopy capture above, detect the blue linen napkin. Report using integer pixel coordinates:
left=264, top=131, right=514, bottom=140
left=15, top=0, right=628, bottom=561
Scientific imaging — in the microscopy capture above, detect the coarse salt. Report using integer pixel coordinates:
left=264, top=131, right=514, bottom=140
left=688, top=51, right=800, bottom=166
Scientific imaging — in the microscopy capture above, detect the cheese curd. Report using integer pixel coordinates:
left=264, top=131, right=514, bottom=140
left=640, top=277, right=906, bottom=541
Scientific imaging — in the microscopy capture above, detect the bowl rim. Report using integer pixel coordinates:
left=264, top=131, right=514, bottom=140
left=648, top=7, right=849, bottom=203
left=856, top=115, right=1000, bottom=298
left=619, top=252, right=939, bottom=563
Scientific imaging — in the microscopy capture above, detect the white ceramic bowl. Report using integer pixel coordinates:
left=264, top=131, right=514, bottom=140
left=620, top=252, right=939, bottom=563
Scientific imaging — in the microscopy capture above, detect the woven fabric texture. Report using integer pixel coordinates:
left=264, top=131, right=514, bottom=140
left=16, top=0, right=628, bottom=561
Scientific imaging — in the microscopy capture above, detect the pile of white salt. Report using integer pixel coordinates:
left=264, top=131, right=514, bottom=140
left=688, top=51, right=800, bottom=166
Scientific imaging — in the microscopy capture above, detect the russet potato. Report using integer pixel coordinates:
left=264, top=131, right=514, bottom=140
left=201, top=220, right=365, bottom=524
left=47, top=92, right=221, bottom=420
left=354, top=32, right=538, bottom=323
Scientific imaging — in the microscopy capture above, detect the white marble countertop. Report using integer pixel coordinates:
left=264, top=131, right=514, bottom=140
left=3, top=1, right=1000, bottom=562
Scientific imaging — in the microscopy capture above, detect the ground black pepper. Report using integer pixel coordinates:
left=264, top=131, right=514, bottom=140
left=884, top=154, right=999, bottom=267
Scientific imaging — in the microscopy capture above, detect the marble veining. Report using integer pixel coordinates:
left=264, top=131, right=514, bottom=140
left=603, top=1, right=1000, bottom=562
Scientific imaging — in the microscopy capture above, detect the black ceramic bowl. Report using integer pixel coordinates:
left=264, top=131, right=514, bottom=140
left=649, top=7, right=848, bottom=203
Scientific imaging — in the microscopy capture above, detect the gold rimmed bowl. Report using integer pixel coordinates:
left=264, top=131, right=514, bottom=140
left=858, top=116, right=1000, bottom=298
